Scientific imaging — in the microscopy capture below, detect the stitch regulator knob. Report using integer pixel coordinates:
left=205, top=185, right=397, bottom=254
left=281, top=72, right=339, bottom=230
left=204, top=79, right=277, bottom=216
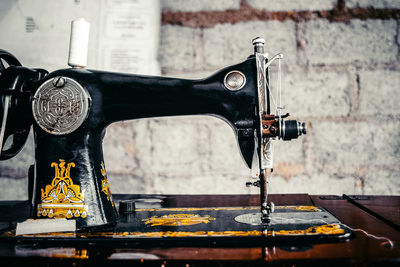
left=119, top=200, right=136, bottom=214
left=281, top=120, right=307, bottom=141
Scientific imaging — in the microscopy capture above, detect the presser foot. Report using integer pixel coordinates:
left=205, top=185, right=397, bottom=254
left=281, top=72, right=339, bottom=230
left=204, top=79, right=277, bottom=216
left=261, top=202, right=275, bottom=224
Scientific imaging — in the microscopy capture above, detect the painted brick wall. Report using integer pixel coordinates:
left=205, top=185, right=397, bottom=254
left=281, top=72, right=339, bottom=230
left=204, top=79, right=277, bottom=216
left=1, top=0, right=399, bottom=199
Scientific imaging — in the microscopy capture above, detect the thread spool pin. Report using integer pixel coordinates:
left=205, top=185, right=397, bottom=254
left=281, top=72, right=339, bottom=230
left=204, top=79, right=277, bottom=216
left=68, top=18, right=90, bottom=68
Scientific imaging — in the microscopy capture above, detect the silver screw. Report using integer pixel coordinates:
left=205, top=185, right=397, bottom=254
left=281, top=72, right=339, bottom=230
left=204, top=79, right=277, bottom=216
left=52, top=76, right=65, bottom=88
left=262, top=209, right=268, bottom=215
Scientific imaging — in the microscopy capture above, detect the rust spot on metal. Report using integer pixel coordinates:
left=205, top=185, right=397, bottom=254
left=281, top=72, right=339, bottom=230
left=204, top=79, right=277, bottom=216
left=261, top=114, right=279, bottom=137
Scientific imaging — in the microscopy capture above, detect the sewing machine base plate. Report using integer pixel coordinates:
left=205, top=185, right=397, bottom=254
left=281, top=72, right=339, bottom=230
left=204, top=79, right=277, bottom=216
left=0, top=194, right=399, bottom=265
left=0, top=199, right=351, bottom=245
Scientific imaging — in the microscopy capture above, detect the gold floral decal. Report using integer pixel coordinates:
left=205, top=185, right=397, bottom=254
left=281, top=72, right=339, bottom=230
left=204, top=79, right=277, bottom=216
left=142, top=214, right=216, bottom=226
left=100, top=161, right=114, bottom=207
left=37, top=159, right=88, bottom=219
left=295, top=206, right=321, bottom=212
left=273, top=224, right=344, bottom=235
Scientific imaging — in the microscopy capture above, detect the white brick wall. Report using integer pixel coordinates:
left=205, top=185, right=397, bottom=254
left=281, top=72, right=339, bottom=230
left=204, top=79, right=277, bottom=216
left=282, top=69, right=351, bottom=117
left=0, top=178, right=28, bottom=200
left=159, top=25, right=198, bottom=71
left=269, top=173, right=358, bottom=195
left=358, top=70, right=400, bottom=116
left=203, top=21, right=297, bottom=68
left=311, top=121, right=400, bottom=170
left=247, top=0, right=337, bottom=11
left=162, top=0, right=241, bottom=12
left=302, top=19, right=398, bottom=65
left=346, top=0, right=400, bottom=9
left=363, top=168, right=400, bottom=195
left=1, top=0, right=400, bottom=199
left=0, top=133, right=34, bottom=179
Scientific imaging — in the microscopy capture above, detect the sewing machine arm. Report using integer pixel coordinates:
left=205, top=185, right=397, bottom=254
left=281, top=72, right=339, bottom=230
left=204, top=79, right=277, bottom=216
left=40, top=57, right=258, bottom=168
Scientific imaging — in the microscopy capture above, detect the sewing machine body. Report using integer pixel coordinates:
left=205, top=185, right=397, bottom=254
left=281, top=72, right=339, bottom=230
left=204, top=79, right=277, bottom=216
left=28, top=58, right=257, bottom=229
left=0, top=34, right=309, bottom=232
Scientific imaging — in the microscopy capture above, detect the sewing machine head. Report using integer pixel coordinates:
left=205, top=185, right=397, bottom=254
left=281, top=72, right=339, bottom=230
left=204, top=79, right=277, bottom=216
left=0, top=20, right=306, bottom=230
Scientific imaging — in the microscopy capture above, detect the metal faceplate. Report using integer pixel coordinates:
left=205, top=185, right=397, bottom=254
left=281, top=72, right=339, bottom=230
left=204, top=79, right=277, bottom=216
left=32, top=77, right=90, bottom=135
left=234, top=210, right=341, bottom=226
left=255, top=51, right=272, bottom=169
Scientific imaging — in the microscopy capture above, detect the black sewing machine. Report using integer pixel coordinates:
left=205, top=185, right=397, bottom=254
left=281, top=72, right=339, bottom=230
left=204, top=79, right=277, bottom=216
left=0, top=22, right=352, bottom=244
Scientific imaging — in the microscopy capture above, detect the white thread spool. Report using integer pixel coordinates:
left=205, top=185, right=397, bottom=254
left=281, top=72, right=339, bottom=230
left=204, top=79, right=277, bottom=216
left=68, top=18, right=90, bottom=68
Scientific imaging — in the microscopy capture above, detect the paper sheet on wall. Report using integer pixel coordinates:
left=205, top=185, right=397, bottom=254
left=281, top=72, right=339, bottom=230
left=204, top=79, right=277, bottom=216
left=0, top=0, right=160, bottom=75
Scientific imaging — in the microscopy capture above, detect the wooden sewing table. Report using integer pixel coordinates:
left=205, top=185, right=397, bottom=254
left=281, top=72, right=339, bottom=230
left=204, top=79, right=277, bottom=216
left=0, top=194, right=399, bottom=266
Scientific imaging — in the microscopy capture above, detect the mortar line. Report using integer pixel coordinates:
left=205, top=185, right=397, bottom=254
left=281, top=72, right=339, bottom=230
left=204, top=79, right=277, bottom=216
left=162, top=7, right=400, bottom=28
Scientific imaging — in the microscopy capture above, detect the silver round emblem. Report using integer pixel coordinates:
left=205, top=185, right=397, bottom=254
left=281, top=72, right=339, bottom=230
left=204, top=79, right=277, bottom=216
left=224, top=70, right=246, bottom=91
left=32, top=77, right=90, bottom=135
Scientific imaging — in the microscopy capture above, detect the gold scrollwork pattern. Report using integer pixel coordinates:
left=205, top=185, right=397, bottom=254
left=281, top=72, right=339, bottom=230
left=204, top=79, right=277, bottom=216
left=37, top=159, right=88, bottom=219
left=143, top=214, right=216, bottom=227
left=100, top=161, right=114, bottom=206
